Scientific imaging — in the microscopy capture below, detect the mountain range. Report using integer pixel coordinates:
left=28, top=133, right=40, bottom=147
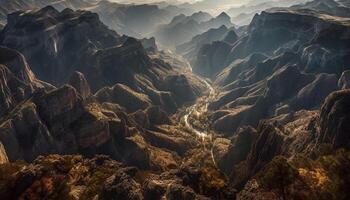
left=0, top=0, right=350, bottom=199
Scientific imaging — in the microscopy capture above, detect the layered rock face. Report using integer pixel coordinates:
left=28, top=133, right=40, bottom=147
left=318, top=89, right=350, bottom=149
left=0, top=6, right=122, bottom=86
left=0, top=47, right=53, bottom=117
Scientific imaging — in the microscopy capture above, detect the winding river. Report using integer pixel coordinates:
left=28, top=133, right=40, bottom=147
left=183, top=78, right=218, bottom=167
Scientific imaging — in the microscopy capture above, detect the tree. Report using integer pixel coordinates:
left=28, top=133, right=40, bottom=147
left=258, top=156, right=299, bottom=200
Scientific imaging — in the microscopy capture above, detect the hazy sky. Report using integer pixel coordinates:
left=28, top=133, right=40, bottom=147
left=111, top=0, right=252, bottom=8
left=112, top=0, right=249, bottom=5
left=110, top=0, right=253, bottom=15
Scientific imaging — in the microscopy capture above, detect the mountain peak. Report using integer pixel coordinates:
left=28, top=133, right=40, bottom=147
left=37, top=5, right=59, bottom=16
left=217, top=12, right=230, bottom=19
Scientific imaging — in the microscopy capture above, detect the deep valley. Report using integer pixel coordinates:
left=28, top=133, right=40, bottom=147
left=0, top=0, right=350, bottom=199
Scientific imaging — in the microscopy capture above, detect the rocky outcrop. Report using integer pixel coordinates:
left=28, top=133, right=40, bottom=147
left=291, top=73, right=338, bottom=110
left=0, top=142, right=8, bottom=164
left=95, top=83, right=151, bottom=113
left=318, top=89, right=350, bottom=149
left=265, top=65, right=315, bottom=104
left=218, top=126, right=257, bottom=174
left=140, top=37, right=158, bottom=52
left=68, top=71, right=91, bottom=99
left=161, top=74, right=202, bottom=105
left=0, top=47, right=53, bottom=117
left=338, top=70, right=350, bottom=89
left=146, top=106, right=171, bottom=125
left=0, top=101, right=53, bottom=161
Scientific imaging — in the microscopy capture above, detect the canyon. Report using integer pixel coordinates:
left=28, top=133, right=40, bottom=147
left=0, top=0, right=350, bottom=199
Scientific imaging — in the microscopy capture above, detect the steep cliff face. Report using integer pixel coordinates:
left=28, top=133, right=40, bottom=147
left=318, top=89, right=350, bottom=149
left=0, top=6, right=122, bottom=86
left=0, top=47, right=54, bottom=117
left=68, top=71, right=91, bottom=99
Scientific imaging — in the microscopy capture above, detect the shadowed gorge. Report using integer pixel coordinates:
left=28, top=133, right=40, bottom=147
left=0, top=0, right=350, bottom=199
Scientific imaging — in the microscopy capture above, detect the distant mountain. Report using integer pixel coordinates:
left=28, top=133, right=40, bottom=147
left=0, top=0, right=194, bottom=38
left=87, top=1, right=182, bottom=38
left=191, top=31, right=239, bottom=78
left=176, top=25, right=231, bottom=57
left=153, top=12, right=233, bottom=48
left=288, top=0, right=350, bottom=17
left=227, top=0, right=310, bottom=26
left=0, top=0, right=96, bottom=22
left=175, top=25, right=238, bottom=77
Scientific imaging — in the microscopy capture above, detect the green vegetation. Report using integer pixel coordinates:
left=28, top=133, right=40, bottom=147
left=256, top=150, right=350, bottom=200
left=258, top=156, right=299, bottom=200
